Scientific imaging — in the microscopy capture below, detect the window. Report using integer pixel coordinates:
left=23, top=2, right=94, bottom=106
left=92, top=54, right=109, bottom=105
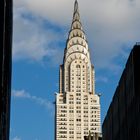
left=76, top=110, right=81, bottom=113
left=76, top=119, right=81, bottom=122
left=69, top=101, right=74, bottom=104
left=76, top=65, right=80, bottom=68
left=69, top=110, right=74, bottom=113
left=69, top=131, right=74, bottom=134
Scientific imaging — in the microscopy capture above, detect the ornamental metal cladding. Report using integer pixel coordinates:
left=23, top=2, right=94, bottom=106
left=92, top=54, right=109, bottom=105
left=55, top=1, right=101, bottom=140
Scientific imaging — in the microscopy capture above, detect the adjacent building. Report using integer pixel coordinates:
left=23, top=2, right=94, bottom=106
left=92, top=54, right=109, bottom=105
left=0, top=0, right=13, bottom=140
left=55, top=1, right=101, bottom=140
left=102, top=43, right=140, bottom=140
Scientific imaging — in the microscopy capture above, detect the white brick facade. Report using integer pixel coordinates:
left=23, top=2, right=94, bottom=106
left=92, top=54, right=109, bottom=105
left=55, top=1, right=101, bottom=140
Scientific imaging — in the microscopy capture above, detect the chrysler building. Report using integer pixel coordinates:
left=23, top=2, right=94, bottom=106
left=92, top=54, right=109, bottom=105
left=55, top=0, right=101, bottom=140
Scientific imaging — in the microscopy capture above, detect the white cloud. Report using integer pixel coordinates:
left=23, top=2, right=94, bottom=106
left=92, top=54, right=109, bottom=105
left=11, top=136, right=21, bottom=140
left=13, top=6, right=64, bottom=64
left=12, top=89, right=30, bottom=98
left=96, top=76, right=108, bottom=83
left=13, top=0, right=140, bottom=71
left=12, top=89, right=53, bottom=110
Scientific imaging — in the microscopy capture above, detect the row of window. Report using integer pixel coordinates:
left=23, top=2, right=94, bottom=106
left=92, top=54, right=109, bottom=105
left=59, top=97, right=98, bottom=104
left=71, top=77, right=86, bottom=80
left=58, top=110, right=100, bottom=114
left=57, top=118, right=67, bottom=121
left=58, top=106, right=67, bottom=109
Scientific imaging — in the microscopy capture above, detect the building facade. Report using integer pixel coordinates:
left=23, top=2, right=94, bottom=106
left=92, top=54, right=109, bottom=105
left=55, top=1, right=101, bottom=140
left=102, top=44, right=140, bottom=140
left=84, top=131, right=102, bottom=140
left=0, top=0, right=13, bottom=140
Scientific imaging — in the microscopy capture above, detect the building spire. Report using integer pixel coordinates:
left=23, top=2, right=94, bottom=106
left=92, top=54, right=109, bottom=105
left=73, top=0, right=80, bottom=22
left=63, top=0, right=89, bottom=63
left=74, top=0, right=79, bottom=13
left=70, top=0, right=83, bottom=31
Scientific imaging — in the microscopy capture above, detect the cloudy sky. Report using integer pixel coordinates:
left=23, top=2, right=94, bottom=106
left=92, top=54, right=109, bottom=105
left=11, top=0, right=140, bottom=140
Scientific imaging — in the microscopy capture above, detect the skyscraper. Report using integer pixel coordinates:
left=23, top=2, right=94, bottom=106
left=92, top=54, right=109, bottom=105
left=0, top=0, right=13, bottom=140
left=55, top=1, right=101, bottom=140
left=102, top=43, right=140, bottom=140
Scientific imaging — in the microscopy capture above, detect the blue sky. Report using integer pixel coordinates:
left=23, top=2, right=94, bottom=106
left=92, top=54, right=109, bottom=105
left=10, top=0, right=140, bottom=140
